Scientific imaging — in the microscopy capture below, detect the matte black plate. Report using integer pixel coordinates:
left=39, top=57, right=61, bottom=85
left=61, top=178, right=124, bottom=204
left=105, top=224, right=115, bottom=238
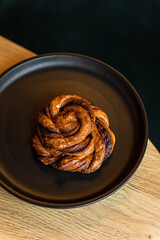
left=0, top=53, right=148, bottom=208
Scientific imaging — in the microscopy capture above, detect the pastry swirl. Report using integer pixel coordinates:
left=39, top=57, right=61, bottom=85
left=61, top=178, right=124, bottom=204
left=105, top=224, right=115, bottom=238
left=32, top=95, right=115, bottom=173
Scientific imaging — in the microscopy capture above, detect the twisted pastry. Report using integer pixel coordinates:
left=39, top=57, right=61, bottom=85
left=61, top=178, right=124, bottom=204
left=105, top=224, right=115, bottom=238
left=32, top=95, right=115, bottom=173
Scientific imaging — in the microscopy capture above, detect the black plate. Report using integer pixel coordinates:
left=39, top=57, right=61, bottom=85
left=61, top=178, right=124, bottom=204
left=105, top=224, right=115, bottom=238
left=0, top=53, right=148, bottom=208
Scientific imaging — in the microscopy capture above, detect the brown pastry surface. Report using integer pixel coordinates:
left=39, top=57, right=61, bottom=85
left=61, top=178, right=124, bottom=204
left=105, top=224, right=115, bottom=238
left=32, top=95, right=115, bottom=173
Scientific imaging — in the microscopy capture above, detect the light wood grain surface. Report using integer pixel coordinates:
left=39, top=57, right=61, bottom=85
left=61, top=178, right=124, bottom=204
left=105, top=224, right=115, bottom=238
left=0, top=36, right=160, bottom=240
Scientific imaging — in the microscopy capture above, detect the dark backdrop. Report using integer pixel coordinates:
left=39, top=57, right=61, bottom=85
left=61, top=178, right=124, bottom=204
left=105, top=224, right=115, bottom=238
left=0, top=0, right=159, bottom=150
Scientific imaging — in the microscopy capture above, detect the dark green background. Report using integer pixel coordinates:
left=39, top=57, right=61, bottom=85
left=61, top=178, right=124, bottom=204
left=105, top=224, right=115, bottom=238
left=0, top=0, right=159, bottom=150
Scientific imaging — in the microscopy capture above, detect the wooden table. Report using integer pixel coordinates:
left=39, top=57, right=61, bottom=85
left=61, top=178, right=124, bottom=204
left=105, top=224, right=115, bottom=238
left=0, top=36, right=160, bottom=240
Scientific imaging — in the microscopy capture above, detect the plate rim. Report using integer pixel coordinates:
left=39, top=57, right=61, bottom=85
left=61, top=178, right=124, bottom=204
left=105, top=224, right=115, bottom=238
left=0, top=52, right=148, bottom=208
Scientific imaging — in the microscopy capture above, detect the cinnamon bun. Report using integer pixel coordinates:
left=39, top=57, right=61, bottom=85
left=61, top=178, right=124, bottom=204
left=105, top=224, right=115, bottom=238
left=32, top=95, right=115, bottom=173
